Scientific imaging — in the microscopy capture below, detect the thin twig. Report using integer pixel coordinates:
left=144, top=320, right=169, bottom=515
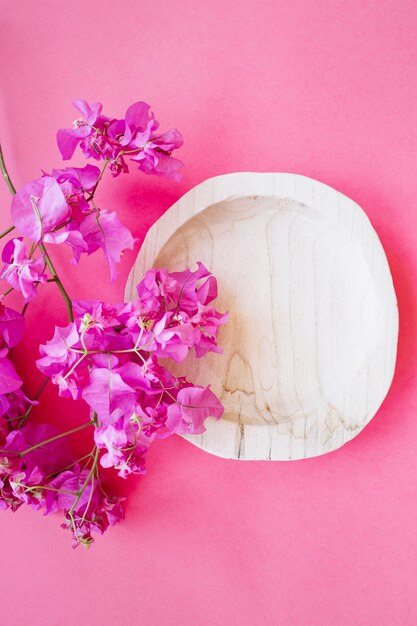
left=39, top=242, right=74, bottom=322
left=0, top=143, right=16, bottom=195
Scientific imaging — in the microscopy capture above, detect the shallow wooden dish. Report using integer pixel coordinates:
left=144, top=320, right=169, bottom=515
left=125, top=173, right=398, bottom=460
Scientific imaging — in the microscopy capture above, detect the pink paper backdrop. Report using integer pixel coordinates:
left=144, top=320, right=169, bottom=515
left=1, top=1, right=417, bottom=624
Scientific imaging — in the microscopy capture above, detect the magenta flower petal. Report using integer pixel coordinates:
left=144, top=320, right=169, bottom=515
left=56, top=100, right=103, bottom=160
left=11, top=177, right=70, bottom=243
left=50, top=164, right=100, bottom=192
left=82, top=367, right=136, bottom=421
left=77, top=210, right=134, bottom=281
left=72, top=99, right=103, bottom=125
left=120, top=101, right=156, bottom=147
left=0, top=238, right=47, bottom=301
left=56, top=126, right=91, bottom=160
left=0, top=305, right=24, bottom=349
left=166, top=386, right=224, bottom=434
left=125, top=102, right=152, bottom=131
left=0, top=357, right=22, bottom=394
left=36, top=323, right=80, bottom=377
left=152, top=128, right=184, bottom=151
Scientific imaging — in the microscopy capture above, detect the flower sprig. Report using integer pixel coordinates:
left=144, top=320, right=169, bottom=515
left=0, top=100, right=227, bottom=547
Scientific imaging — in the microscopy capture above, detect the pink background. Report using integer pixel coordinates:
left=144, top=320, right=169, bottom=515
left=1, top=1, right=417, bottom=624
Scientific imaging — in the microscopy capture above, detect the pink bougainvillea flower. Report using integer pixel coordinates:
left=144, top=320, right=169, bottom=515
left=0, top=238, right=47, bottom=301
left=82, top=366, right=137, bottom=421
left=57, top=99, right=123, bottom=165
left=34, top=262, right=226, bottom=507
left=0, top=304, right=24, bottom=353
left=68, top=210, right=134, bottom=281
left=168, top=262, right=214, bottom=310
left=48, top=164, right=100, bottom=214
left=3, top=424, right=71, bottom=508
left=83, top=210, right=134, bottom=281
left=104, top=102, right=158, bottom=177
left=36, top=322, right=80, bottom=378
left=50, top=164, right=100, bottom=192
left=46, top=466, right=124, bottom=546
left=131, top=128, right=184, bottom=180
left=115, top=101, right=159, bottom=148
left=57, top=99, right=183, bottom=180
left=0, top=357, right=22, bottom=395
left=44, top=202, right=134, bottom=282
left=11, top=176, right=70, bottom=243
left=138, top=262, right=212, bottom=312
left=189, top=306, right=229, bottom=358
left=0, top=99, right=197, bottom=545
left=166, top=385, right=224, bottom=435
left=56, top=100, right=106, bottom=160
left=72, top=299, right=126, bottom=333
left=151, top=312, right=198, bottom=362
left=95, top=423, right=128, bottom=468
left=0, top=387, right=34, bottom=421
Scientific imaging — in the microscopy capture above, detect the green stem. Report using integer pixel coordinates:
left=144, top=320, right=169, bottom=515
left=0, top=225, right=14, bottom=239
left=0, top=143, right=74, bottom=323
left=68, top=447, right=100, bottom=538
left=17, top=376, right=50, bottom=427
left=39, top=242, right=74, bottom=322
left=87, top=159, right=109, bottom=201
left=0, top=143, right=16, bottom=195
left=15, top=483, right=79, bottom=497
left=63, top=352, right=88, bottom=380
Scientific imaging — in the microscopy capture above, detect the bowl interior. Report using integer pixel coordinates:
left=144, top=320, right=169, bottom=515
left=152, top=195, right=385, bottom=429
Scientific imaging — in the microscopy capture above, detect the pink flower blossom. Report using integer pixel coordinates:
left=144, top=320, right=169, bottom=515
left=36, top=264, right=227, bottom=479
left=36, top=322, right=80, bottom=382
left=0, top=423, right=71, bottom=509
left=131, top=128, right=184, bottom=181
left=1, top=238, right=47, bottom=300
left=0, top=304, right=24, bottom=353
left=0, top=98, right=198, bottom=546
left=11, top=176, right=70, bottom=243
left=11, top=162, right=133, bottom=279
left=56, top=100, right=108, bottom=160
left=69, top=209, right=134, bottom=282
left=82, top=367, right=137, bottom=421
left=48, top=164, right=100, bottom=214
left=45, top=465, right=124, bottom=546
left=115, top=101, right=159, bottom=149
left=0, top=357, right=22, bottom=395
left=0, top=419, right=123, bottom=546
left=166, top=385, right=224, bottom=434
left=57, top=99, right=184, bottom=180
left=0, top=388, right=33, bottom=421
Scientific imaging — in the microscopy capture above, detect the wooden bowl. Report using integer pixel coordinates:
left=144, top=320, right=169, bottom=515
left=125, top=173, right=398, bottom=460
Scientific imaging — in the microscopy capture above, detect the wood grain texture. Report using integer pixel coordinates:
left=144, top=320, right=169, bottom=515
left=125, top=173, right=398, bottom=460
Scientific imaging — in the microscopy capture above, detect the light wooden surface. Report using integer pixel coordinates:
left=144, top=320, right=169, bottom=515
left=125, top=173, right=398, bottom=460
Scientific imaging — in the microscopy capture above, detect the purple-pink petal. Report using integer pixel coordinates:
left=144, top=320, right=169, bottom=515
left=11, top=176, right=70, bottom=243
left=0, top=357, right=22, bottom=394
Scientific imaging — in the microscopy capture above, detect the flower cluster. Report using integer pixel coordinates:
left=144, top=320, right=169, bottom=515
left=0, top=303, right=124, bottom=546
left=0, top=99, right=227, bottom=547
left=37, top=263, right=227, bottom=478
left=57, top=99, right=183, bottom=180
left=0, top=421, right=124, bottom=546
left=4, top=99, right=183, bottom=289
left=0, top=303, right=25, bottom=415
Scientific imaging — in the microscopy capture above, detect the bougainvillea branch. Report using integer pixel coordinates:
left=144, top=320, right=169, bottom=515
left=39, top=242, right=74, bottom=321
left=0, top=143, right=16, bottom=195
left=0, top=100, right=227, bottom=547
